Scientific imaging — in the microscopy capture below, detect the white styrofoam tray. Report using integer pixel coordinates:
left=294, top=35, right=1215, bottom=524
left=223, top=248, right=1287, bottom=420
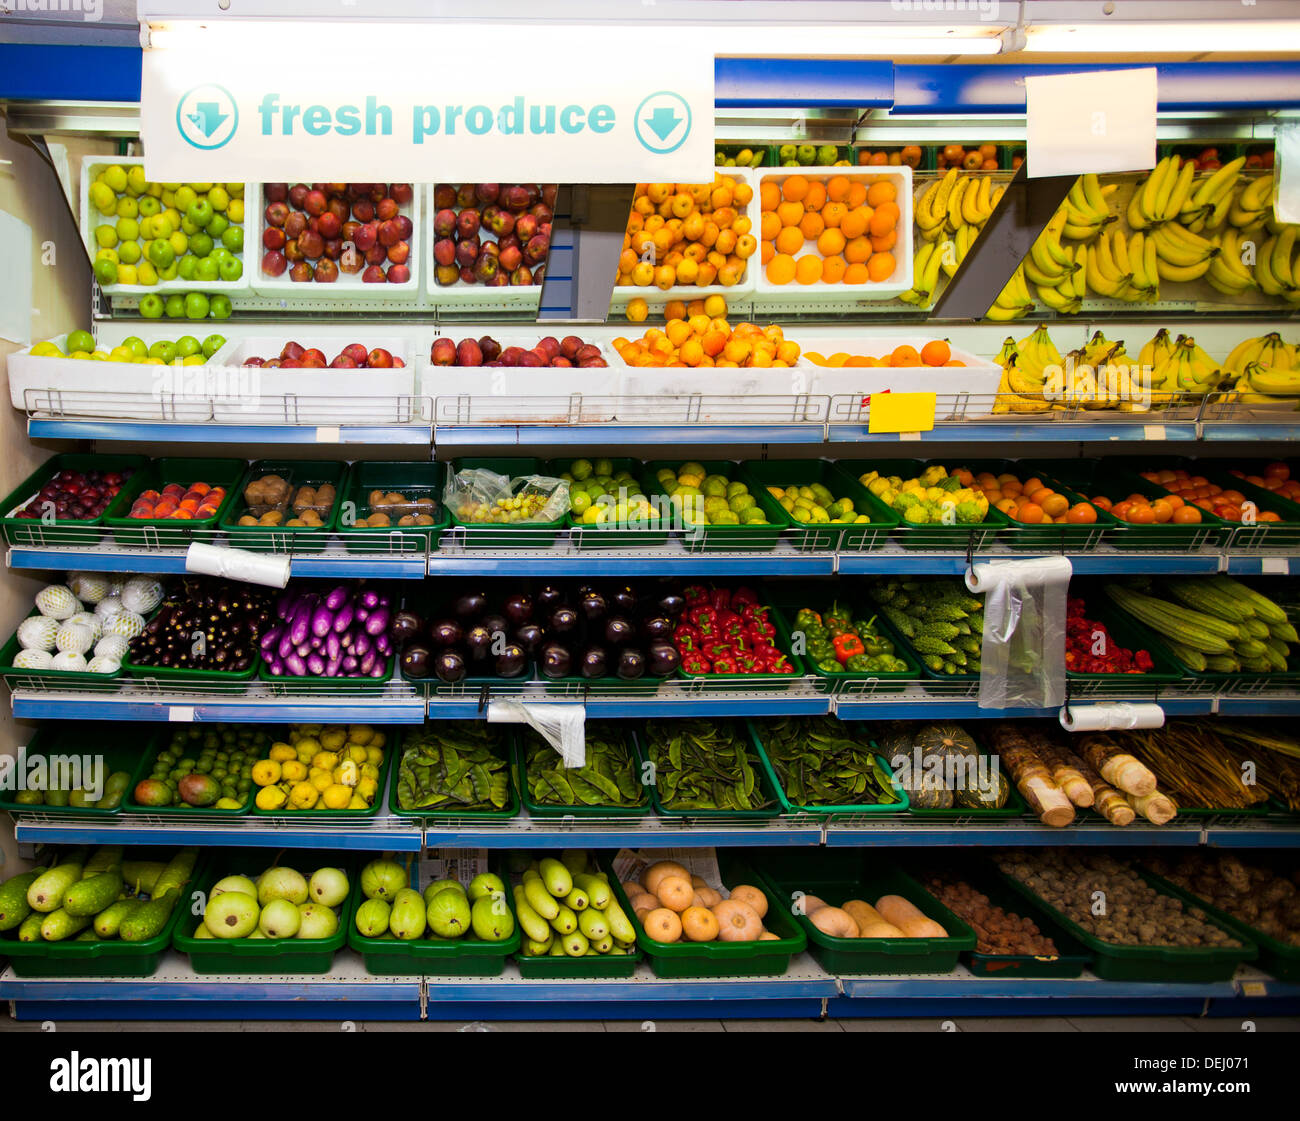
left=752, top=165, right=913, bottom=304
left=422, top=183, right=546, bottom=311
left=250, top=182, right=420, bottom=301
left=208, top=335, right=419, bottom=422
left=80, top=156, right=253, bottom=298
left=608, top=167, right=758, bottom=313
left=792, top=335, right=1001, bottom=398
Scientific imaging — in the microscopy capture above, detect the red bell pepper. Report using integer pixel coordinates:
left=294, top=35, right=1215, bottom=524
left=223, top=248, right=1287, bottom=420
left=734, top=650, right=762, bottom=673
left=833, top=632, right=866, bottom=664
left=712, top=654, right=738, bottom=674
left=688, top=605, right=718, bottom=638
left=673, top=622, right=702, bottom=647
left=718, top=610, right=745, bottom=639
left=710, top=587, right=732, bottom=613
left=731, top=586, right=760, bottom=609
left=682, top=651, right=712, bottom=674
left=745, top=616, right=776, bottom=641
left=683, top=584, right=709, bottom=606
left=703, top=640, right=734, bottom=661
left=765, top=654, right=795, bottom=674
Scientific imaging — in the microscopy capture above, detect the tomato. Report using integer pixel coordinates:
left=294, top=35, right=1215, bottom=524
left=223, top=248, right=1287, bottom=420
left=1172, top=506, right=1203, bottom=524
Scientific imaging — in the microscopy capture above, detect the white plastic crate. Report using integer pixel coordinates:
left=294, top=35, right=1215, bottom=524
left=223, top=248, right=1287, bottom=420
left=79, top=156, right=253, bottom=298
left=208, top=334, right=418, bottom=422
left=250, top=182, right=420, bottom=301
left=422, top=183, right=548, bottom=312
left=752, top=165, right=913, bottom=307
left=608, top=167, right=758, bottom=314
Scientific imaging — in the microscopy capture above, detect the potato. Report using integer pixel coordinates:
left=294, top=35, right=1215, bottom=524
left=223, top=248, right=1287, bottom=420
left=366, top=512, right=391, bottom=527
left=292, top=486, right=316, bottom=511
left=237, top=515, right=257, bottom=526
left=415, top=514, right=435, bottom=525
left=398, top=514, right=417, bottom=526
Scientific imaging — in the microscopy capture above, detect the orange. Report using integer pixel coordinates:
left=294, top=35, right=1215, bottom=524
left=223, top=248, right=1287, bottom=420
left=776, top=200, right=804, bottom=229
left=1029, top=488, right=1054, bottom=506
left=804, top=181, right=827, bottom=212
left=866, top=180, right=896, bottom=207
left=840, top=208, right=869, bottom=240
left=920, top=339, right=951, bottom=366
left=1066, top=503, right=1098, bottom=525
left=733, top=182, right=754, bottom=206
left=844, top=236, right=872, bottom=264
left=867, top=151, right=888, bottom=166
left=653, top=264, right=675, bottom=290
left=821, top=255, right=847, bottom=283
left=867, top=252, right=896, bottom=282
left=1016, top=503, right=1044, bottom=524
left=827, top=175, right=850, bottom=202
left=1128, top=504, right=1156, bottom=525
left=760, top=181, right=780, bottom=212
left=760, top=241, right=775, bottom=265
left=782, top=174, right=809, bottom=202
left=687, top=298, right=706, bottom=316
left=710, top=185, right=733, bottom=210
left=794, top=255, right=823, bottom=285
left=664, top=299, right=687, bottom=321
left=665, top=319, right=691, bottom=346
left=760, top=211, right=781, bottom=241
left=775, top=226, right=805, bottom=255
left=869, top=202, right=900, bottom=237
left=817, top=229, right=846, bottom=257
left=1150, top=499, right=1174, bottom=524
left=1041, top=494, right=1069, bottom=519
left=846, top=182, right=868, bottom=209
left=1091, top=495, right=1112, bottom=512
left=890, top=344, right=921, bottom=367
left=821, top=202, right=847, bottom=229
left=701, top=329, right=728, bottom=357
left=799, top=211, right=825, bottom=241
left=843, top=262, right=870, bottom=284
left=766, top=254, right=796, bottom=285
left=944, top=360, right=966, bottom=367
left=618, top=248, right=637, bottom=275
left=869, top=230, right=897, bottom=252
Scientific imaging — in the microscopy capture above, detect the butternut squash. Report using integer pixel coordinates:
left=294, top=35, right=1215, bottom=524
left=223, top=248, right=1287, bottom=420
left=859, top=920, right=908, bottom=939
left=810, top=906, right=860, bottom=939
left=899, top=916, right=949, bottom=938
left=842, top=899, right=896, bottom=935
left=874, top=894, right=925, bottom=928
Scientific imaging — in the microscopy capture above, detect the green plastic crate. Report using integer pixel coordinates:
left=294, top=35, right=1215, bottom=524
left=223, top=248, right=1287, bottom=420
left=348, top=855, right=520, bottom=976
left=0, top=849, right=202, bottom=977
left=630, top=725, right=784, bottom=821
left=513, top=727, right=651, bottom=818
left=257, top=652, right=395, bottom=693
left=607, top=852, right=805, bottom=979
left=739, top=459, right=899, bottom=552
left=641, top=459, right=790, bottom=552
left=873, top=604, right=981, bottom=684
left=1065, top=597, right=1188, bottom=696
left=912, top=864, right=1090, bottom=979
left=0, top=724, right=138, bottom=818
left=122, top=596, right=261, bottom=684
left=388, top=725, right=519, bottom=822
left=447, top=457, right=568, bottom=549
left=835, top=458, right=1010, bottom=551
left=0, top=608, right=125, bottom=688
left=337, top=460, right=447, bottom=555
left=0, top=453, right=148, bottom=546
left=748, top=720, right=909, bottom=815
left=675, top=585, right=807, bottom=689
left=219, top=458, right=347, bottom=554
left=122, top=726, right=266, bottom=817
left=174, top=856, right=356, bottom=974
left=554, top=456, right=669, bottom=548
left=102, top=456, right=246, bottom=548
left=771, top=601, right=920, bottom=695
left=948, top=458, right=1118, bottom=552
left=996, top=866, right=1256, bottom=982
left=250, top=730, right=397, bottom=819
left=1142, top=867, right=1300, bottom=983
left=754, top=849, right=975, bottom=975
left=896, top=730, right=1028, bottom=822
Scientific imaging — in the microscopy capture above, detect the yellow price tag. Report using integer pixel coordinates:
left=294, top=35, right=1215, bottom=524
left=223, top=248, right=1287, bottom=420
left=868, top=392, right=937, bottom=434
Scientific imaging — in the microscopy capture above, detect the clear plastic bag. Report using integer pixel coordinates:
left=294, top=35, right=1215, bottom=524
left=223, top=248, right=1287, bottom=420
left=967, top=557, right=1071, bottom=709
left=444, top=467, right=569, bottom=525
left=486, top=700, right=586, bottom=767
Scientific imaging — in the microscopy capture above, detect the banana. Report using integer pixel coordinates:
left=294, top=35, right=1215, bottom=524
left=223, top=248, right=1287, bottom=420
left=1162, top=157, right=1197, bottom=222
left=1255, top=236, right=1286, bottom=295
left=1081, top=173, right=1112, bottom=219
left=1187, top=155, right=1246, bottom=225
left=1025, top=236, right=1071, bottom=286
left=1139, top=156, right=1173, bottom=225
left=1224, top=334, right=1267, bottom=374
left=1217, top=226, right=1256, bottom=284
left=1128, top=230, right=1155, bottom=300
left=1206, top=253, right=1257, bottom=296
left=914, top=176, right=945, bottom=233
left=1070, top=243, right=1087, bottom=301
left=961, top=175, right=986, bottom=226
left=1239, top=172, right=1275, bottom=213
left=975, top=175, right=994, bottom=222
left=1035, top=283, right=1081, bottom=313
left=946, top=177, right=970, bottom=232
left=1270, top=225, right=1298, bottom=289
left=1127, top=185, right=1151, bottom=231
left=1085, top=242, right=1133, bottom=299
left=1039, top=209, right=1074, bottom=267
left=1156, top=255, right=1213, bottom=283
left=1151, top=222, right=1217, bottom=268
left=919, top=169, right=959, bottom=234
left=917, top=235, right=944, bottom=303
left=1244, top=363, right=1300, bottom=396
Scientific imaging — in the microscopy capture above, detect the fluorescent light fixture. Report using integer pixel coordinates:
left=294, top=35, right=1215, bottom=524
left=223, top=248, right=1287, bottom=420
left=145, top=20, right=1005, bottom=56
left=1024, top=20, right=1300, bottom=53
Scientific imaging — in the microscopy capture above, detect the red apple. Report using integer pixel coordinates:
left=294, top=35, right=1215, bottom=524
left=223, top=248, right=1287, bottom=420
left=434, top=208, right=457, bottom=239
left=263, top=227, right=286, bottom=251
left=364, top=244, right=387, bottom=266
left=387, top=264, right=411, bottom=284
left=317, top=212, right=342, bottom=240
left=339, top=245, right=364, bottom=274
left=304, top=190, right=327, bottom=217
left=435, top=264, right=459, bottom=286
left=366, top=348, right=394, bottom=368
left=433, top=184, right=457, bottom=210
left=284, top=211, right=307, bottom=239
left=353, top=222, right=377, bottom=252
left=262, top=250, right=288, bottom=276
left=516, top=214, right=538, bottom=241
left=478, top=336, right=501, bottom=362
left=361, top=265, right=387, bottom=283
left=434, top=238, right=457, bottom=267
left=298, top=230, right=325, bottom=259
left=330, top=355, right=358, bottom=368
left=377, top=219, right=401, bottom=248
left=342, top=343, right=369, bottom=365
left=376, top=197, right=399, bottom=222
left=323, top=237, right=343, bottom=260
left=393, top=215, right=413, bottom=240
left=456, top=183, right=477, bottom=208
left=314, top=259, right=339, bottom=283
left=536, top=337, right=561, bottom=362
left=510, top=266, right=534, bottom=286
left=288, top=184, right=309, bottom=209
left=387, top=242, right=410, bottom=265
left=301, top=348, right=327, bottom=365
left=498, top=244, right=523, bottom=273
left=456, top=338, right=483, bottom=366
left=560, top=336, right=583, bottom=360
left=430, top=338, right=457, bottom=365
left=390, top=183, right=414, bottom=206
left=281, top=341, right=306, bottom=361
left=457, top=209, right=481, bottom=240
left=265, top=183, right=289, bottom=204
left=264, top=202, right=289, bottom=228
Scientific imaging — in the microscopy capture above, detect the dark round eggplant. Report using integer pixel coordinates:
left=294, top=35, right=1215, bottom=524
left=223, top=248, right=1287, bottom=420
left=433, top=649, right=466, bottom=683
left=389, top=609, right=424, bottom=645
left=647, top=642, right=681, bottom=677
left=453, top=590, right=489, bottom=620
left=495, top=643, right=527, bottom=678
left=616, top=648, right=646, bottom=679
left=548, top=605, right=578, bottom=635
left=503, top=593, right=533, bottom=627
left=610, top=584, right=637, bottom=614
left=640, top=615, right=672, bottom=642
left=536, top=585, right=564, bottom=612
left=656, top=592, right=686, bottom=619
left=429, top=618, right=464, bottom=648
left=604, top=616, right=634, bottom=647
left=515, top=622, right=546, bottom=655
left=400, top=643, right=432, bottom=679
left=539, top=642, right=572, bottom=679
left=580, top=591, right=607, bottom=622
left=581, top=645, right=607, bottom=679
left=480, top=613, right=509, bottom=640
left=464, top=625, right=493, bottom=662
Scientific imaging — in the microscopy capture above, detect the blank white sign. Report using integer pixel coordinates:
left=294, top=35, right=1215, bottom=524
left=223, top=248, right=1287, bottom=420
left=1026, top=69, right=1157, bottom=179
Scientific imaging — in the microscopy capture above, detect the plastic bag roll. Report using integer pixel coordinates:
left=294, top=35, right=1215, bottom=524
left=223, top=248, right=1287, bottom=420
left=184, top=542, right=291, bottom=588
left=967, top=556, right=1072, bottom=711
left=1059, top=702, right=1165, bottom=732
left=486, top=700, right=586, bottom=767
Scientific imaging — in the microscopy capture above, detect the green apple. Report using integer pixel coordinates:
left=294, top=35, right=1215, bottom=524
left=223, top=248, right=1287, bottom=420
left=218, top=256, right=243, bottom=282
left=207, top=213, right=229, bottom=239
left=89, top=180, right=116, bottom=216
left=221, top=226, right=243, bottom=253
left=115, top=217, right=139, bottom=243
left=117, top=239, right=141, bottom=265
left=126, top=165, right=147, bottom=195
left=186, top=199, right=214, bottom=228
left=66, top=329, right=96, bottom=353
left=207, top=185, right=230, bottom=211
left=101, top=164, right=128, bottom=193
left=122, top=335, right=148, bottom=358
left=177, top=257, right=198, bottom=281
left=138, top=294, right=164, bottom=319
left=116, top=264, right=138, bottom=285
left=148, top=340, right=178, bottom=364
left=93, top=258, right=118, bottom=286
left=157, top=262, right=179, bottom=281
left=167, top=230, right=188, bottom=257
left=94, top=225, right=117, bottom=249
left=184, top=292, right=210, bottom=320
left=174, top=185, right=197, bottom=212
left=180, top=216, right=200, bottom=237
left=174, top=335, right=201, bottom=358
left=146, top=238, right=175, bottom=269
left=137, top=195, right=161, bottom=218
left=208, top=295, right=232, bottom=320
left=164, top=294, right=186, bottom=319
left=201, top=333, right=226, bottom=358
left=187, top=231, right=213, bottom=258
left=195, top=258, right=220, bottom=283
left=114, top=195, right=138, bottom=220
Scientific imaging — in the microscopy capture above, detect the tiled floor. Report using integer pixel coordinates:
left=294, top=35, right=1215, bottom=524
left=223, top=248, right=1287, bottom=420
left=4, top=1016, right=1300, bottom=1032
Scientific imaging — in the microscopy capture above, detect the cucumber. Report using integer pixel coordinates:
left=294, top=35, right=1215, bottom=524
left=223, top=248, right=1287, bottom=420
left=120, top=861, right=166, bottom=895
left=119, top=896, right=176, bottom=943
left=83, top=845, right=124, bottom=878
left=151, top=849, right=198, bottom=902
left=17, top=912, right=44, bottom=942
left=64, top=869, right=124, bottom=917
left=94, top=898, right=140, bottom=939
left=27, top=859, right=87, bottom=913
left=0, top=869, right=44, bottom=931
left=40, top=907, right=91, bottom=942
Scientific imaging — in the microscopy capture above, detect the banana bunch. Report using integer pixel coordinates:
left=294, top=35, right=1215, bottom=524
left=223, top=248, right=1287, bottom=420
left=1058, top=331, right=1150, bottom=411
left=1225, top=333, right=1300, bottom=399
left=1085, top=228, right=1158, bottom=302
left=992, top=334, right=1054, bottom=414
left=985, top=264, right=1034, bottom=321
left=1150, top=333, right=1223, bottom=397
left=1062, top=174, right=1117, bottom=241
left=1026, top=210, right=1082, bottom=313
left=1178, top=156, right=1247, bottom=233
left=903, top=170, right=1004, bottom=306
left=1149, top=219, right=1220, bottom=282
left=1256, top=227, right=1300, bottom=303
left=1205, top=226, right=1260, bottom=297
left=1229, top=173, right=1275, bottom=230
left=1127, top=155, right=1199, bottom=231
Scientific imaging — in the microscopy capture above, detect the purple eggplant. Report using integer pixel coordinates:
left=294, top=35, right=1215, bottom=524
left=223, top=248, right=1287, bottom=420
left=540, top=642, right=572, bottom=679
left=647, top=642, right=680, bottom=677
left=343, top=654, right=359, bottom=673
left=364, top=606, right=390, bottom=636
left=401, top=643, right=431, bottom=679
left=310, top=635, right=323, bottom=650
left=353, top=632, right=372, bottom=658
left=657, top=592, right=686, bottom=619
left=616, top=647, right=646, bottom=680
left=434, top=649, right=466, bottom=683
left=312, top=604, right=334, bottom=638
left=581, top=646, right=607, bottom=679
left=369, top=661, right=387, bottom=678
left=265, top=660, right=283, bottom=677
left=326, top=631, right=341, bottom=661
left=604, top=616, right=634, bottom=647
left=288, top=601, right=312, bottom=646
left=515, top=622, right=546, bottom=656
left=375, top=633, right=392, bottom=656
left=284, top=652, right=307, bottom=676
left=360, top=589, right=382, bottom=609
left=296, top=642, right=311, bottom=658
left=495, top=643, right=527, bottom=678
left=325, top=585, right=350, bottom=610
left=429, top=618, right=463, bottom=648
left=480, top=613, right=508, bottom=640
left=548, top=605, right=578, bottom=636
left=465, top=625, right=492, bottom=662
left=334, top=601, right=355, bottom=634
left=389, top=609, right=424, bottom=644
left=359, top=650, right=377, bottom=676
left=259, top=625, right=283, bottom=652
left=278, top=631, right=296, bottom=660
left=503, top=593, right=533, bottom=627
left=325, top=656, right=342, bottom=677
left=357, top=606, right=370, bottom=623
left=307, top=652, right=326, bottom=675
left=454, top=590, right=488, bottom=620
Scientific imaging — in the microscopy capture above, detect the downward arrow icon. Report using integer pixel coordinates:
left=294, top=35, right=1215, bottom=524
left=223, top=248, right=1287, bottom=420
left=643, top=106, right=682, bottom=142
left=188, top=102, right=228, bottom=138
